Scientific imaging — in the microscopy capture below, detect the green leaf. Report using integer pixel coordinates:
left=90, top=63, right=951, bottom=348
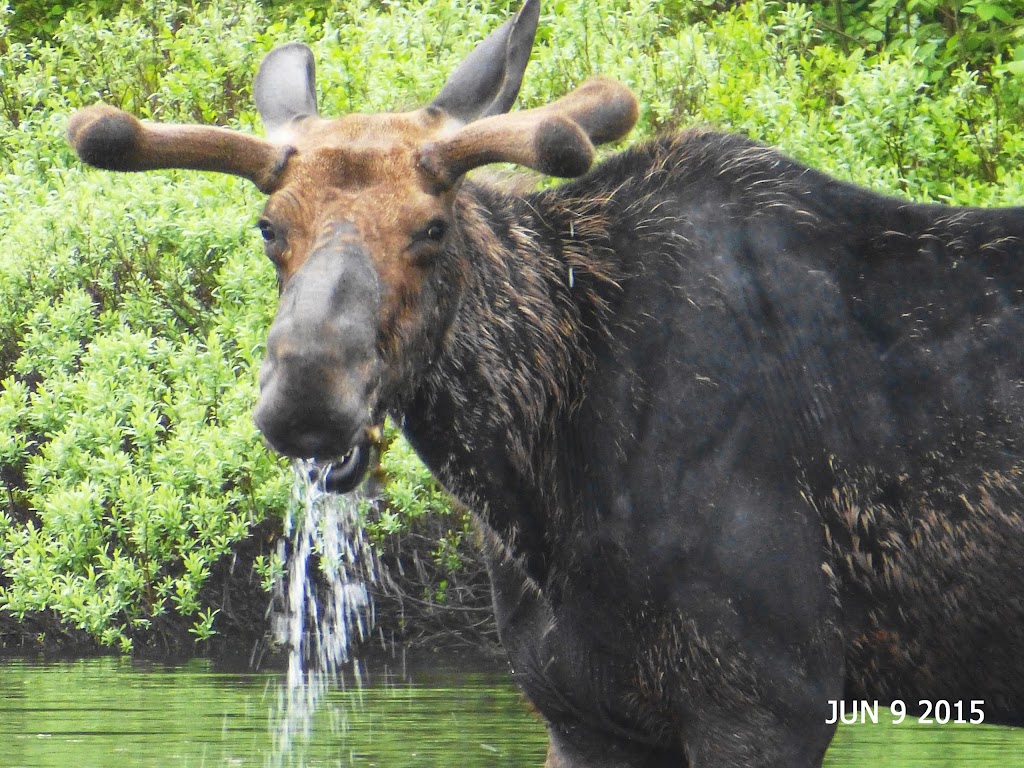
left=971, top=3, right=1014, bottom=22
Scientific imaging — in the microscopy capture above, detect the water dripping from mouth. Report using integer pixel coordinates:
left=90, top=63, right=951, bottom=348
left=267, top=459, right=379, bottom=760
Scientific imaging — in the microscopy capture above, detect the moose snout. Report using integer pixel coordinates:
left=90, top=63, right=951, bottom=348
left=254, top=323, right=377, bottom=461
left=253, top=230, right=381, bottom=462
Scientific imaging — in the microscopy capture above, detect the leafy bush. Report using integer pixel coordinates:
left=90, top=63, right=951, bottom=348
left=5, top=0, right=123, bottom=40
left=800, top=0, right=1024, bottom=77
left=358, top=427, right=495, bottom=648
left=1, top=0, right=1023, bottom=653
left=0, top=1, right=291, bottom=651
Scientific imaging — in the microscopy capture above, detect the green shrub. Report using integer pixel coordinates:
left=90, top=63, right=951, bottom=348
left=801, top=0, right=1024, bottom=77
left=0, top=159, right=292, bottom=650
left=1, top=0, right=1023, bottom=652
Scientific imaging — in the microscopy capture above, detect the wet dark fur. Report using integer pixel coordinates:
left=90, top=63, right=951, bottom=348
left=396, top=128, right=1024, bottom=766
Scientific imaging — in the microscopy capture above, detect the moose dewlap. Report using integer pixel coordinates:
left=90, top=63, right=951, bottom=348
left=69, top=0, right=1024, bottom=766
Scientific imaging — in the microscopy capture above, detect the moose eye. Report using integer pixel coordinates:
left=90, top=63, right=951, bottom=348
left=425, top=220, right=446, bottom=242
left=408, top=219, right=448, bottom=266
left=257, top=218, right=287, bottom=269
left=258, top=219, right=277, bottom=243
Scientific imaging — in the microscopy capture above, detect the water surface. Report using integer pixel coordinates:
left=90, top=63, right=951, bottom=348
left=0, top=653, right=545, bottom=768
left=1, top=654, right=1022, bottom=767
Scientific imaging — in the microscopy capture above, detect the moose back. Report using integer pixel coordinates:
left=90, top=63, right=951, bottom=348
left=68, top=1, right=1024, bottom=765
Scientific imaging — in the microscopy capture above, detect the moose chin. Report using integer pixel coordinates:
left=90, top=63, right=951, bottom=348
left=69, top=1, right=1024, bottom=765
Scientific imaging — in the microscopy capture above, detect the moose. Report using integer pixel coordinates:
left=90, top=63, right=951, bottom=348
left=68, top=0, right=1024, bottom=765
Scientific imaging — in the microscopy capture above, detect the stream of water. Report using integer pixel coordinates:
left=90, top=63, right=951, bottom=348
left=268, top=462, right=379, bottom=758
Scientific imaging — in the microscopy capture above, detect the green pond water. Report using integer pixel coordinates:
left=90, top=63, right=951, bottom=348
left=1, top=653, right=1022, bottom=767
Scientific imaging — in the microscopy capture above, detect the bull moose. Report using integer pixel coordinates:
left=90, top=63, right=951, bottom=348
left=67, top=0, right=1024, bottom=765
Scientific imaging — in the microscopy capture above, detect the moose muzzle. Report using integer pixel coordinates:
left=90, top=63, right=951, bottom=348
left=253, top=222, right=382, bottom=493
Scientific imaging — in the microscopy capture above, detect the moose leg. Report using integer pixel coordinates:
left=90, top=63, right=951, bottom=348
left=544, top=725, right=687, bottom=768
left=681, top=698, right=837, bottom=768
left=539, top=694, right=835, bottom=768
left=662, top=484, right=844, bottom=767
left=487, top=550, right=691, bottom=767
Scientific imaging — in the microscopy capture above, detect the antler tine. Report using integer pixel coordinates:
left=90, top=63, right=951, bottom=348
left=541, top=76, right=640, bottom=145
left=68, top=105, right=293, bottom=194
left=421, top=77, right=639, bottom=187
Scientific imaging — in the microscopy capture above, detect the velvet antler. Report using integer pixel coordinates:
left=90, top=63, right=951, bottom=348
left=67, top=105, right=293, bottom=193
left=68, top=0, right=639, bottom=193
left=420, top=76, right=639, bottom=188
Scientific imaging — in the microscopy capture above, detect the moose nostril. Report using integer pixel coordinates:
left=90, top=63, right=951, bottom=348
left=257, top=354, right=275, bottom=390
left=263, top=321, right=300, bottom=363
left=253, top=389, right=367, bottom=462
left=253, top=334, right=377, bottom=462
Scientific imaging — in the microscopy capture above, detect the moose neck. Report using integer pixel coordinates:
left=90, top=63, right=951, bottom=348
left=400, top=179, right=625, bottom=572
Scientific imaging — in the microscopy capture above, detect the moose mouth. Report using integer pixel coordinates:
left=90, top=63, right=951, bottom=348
left=305, top=430, right=377, bottom=494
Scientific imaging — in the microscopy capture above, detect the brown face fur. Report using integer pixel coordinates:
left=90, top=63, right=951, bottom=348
left=261, top=109, right=457, bottom=278
left=258, top=109, right=464, bottom=371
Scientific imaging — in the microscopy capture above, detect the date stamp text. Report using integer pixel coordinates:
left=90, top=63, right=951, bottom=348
left=826, top=699, right=985, bottom=725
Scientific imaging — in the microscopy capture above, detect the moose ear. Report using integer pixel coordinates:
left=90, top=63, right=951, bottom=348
left=429, top=0, right=540, bottom=124
left=254, top=42, right=319, bottom=139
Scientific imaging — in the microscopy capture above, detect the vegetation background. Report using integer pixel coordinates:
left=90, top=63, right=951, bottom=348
left=1, top=0, right=1022, bottom=656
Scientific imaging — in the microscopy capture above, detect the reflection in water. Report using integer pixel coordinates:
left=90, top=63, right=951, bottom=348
left=2, top=654, right=1024, bottom=766
left=0, top=654, right=547, bottom=768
